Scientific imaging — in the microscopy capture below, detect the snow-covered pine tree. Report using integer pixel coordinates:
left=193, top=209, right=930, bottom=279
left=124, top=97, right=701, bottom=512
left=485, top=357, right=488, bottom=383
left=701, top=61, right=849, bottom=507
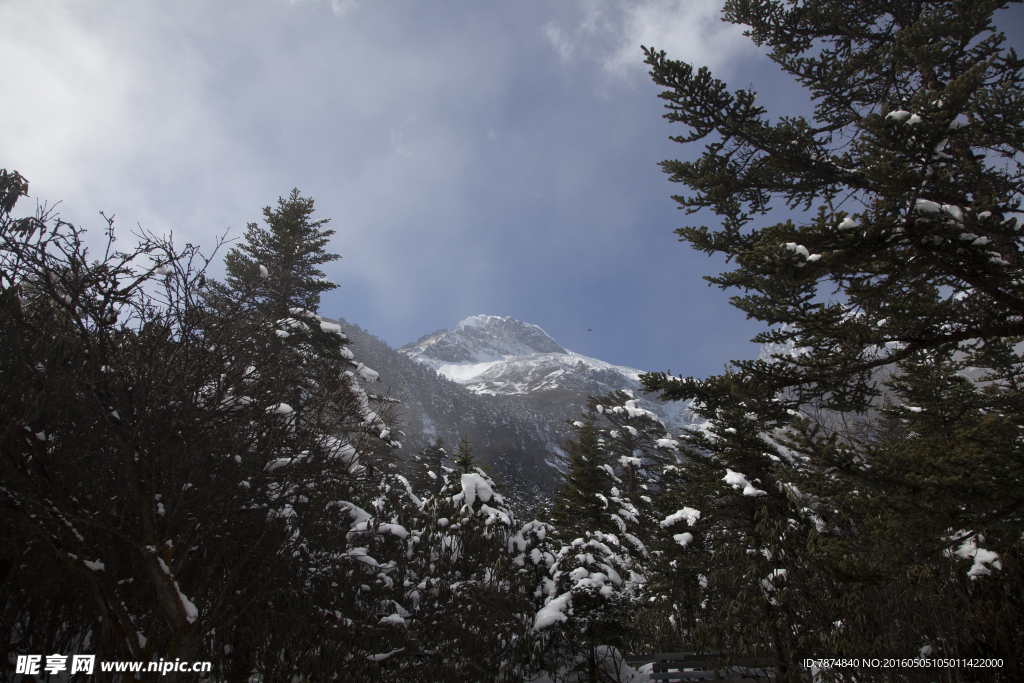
left=211, top=188, right=381, bottom=419
left=536, top=397, right=663, bottom=682
left=644, top=392, right=828, bottom=679
left=579, top=391, right=683, bottom=544
left=640, top=0, right=1024, bottom=675
left=642, top=0, right=1024, bottom=414
left=204, top=190, right=416, bottom=678
left=399, top=435, right=533, bottom=681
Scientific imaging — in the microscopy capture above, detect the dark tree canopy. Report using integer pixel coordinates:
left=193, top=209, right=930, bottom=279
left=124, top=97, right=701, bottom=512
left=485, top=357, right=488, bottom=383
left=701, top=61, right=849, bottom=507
left=638, top=0, right=1024, bottom=676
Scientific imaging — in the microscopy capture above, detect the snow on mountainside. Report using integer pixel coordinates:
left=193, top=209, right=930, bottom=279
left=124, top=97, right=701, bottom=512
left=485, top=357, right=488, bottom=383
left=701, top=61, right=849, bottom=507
left=322, top=317, right=568, bottom=505
left=400, top=315, right=695, bottom=434
left=314, top=315, right=697, bottom=505
left=405, top=315, right=568, bottom=365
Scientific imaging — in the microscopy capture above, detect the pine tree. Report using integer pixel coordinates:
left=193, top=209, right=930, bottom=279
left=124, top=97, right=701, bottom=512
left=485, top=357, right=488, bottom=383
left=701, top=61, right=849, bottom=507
left=777, top=345, right=1024, bottom=665
left=213, top=189, right=387, bottom=434
left=403, top=434, right=532, bottom=681
left=550, top=420, right=614, bottom=536
left=222, top=188, right=339, bottom=321
left=639, top=0, right=1024, bottom=675
left=537, top=397, right=666, bottom=682
left=640, top=393, right=827, bottom=677
left=641, top=0, right=1024, bottom=414
left=452, top=433, right=480, bottom=474
left=585, top=392, right=675, bottom=492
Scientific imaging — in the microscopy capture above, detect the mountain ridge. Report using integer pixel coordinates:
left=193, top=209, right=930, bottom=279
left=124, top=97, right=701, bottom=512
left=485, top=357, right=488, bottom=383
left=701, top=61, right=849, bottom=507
left=323, top=314, right=697, bottom=504
left=399, top=314, right=695, bottom=432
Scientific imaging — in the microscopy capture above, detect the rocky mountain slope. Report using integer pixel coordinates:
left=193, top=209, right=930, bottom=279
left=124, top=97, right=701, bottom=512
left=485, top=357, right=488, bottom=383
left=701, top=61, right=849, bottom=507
left=400, top=315, right=694, bottom=432
left=326, top=315, right=696, bottom=505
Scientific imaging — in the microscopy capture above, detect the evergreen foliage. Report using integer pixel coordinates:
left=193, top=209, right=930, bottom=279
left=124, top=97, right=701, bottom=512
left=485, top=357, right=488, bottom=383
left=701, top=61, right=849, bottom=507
left=404, top=434, right=535, bottom=681
left=642, top=0, right=1024, bottom=414
left=12, top=0, right=1024, bottom=673
left=222, top=188, right=339, bottom=321
left=452, top=432, right=481, bottom=474
left=537, top=391, right=685, bottom=682
left=550, top=420, right=614, bottom=535
left=639, top=0, right=1024, bottom=677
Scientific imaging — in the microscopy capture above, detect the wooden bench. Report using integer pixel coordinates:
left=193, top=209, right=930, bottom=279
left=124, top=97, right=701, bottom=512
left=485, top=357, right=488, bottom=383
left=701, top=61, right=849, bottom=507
left=624, top=652, right=777, bottom=682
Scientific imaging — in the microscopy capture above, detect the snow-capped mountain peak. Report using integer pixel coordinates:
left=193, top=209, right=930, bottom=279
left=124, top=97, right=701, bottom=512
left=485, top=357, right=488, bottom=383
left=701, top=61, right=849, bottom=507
left=402, top=315, right=567, bottom=364
left=399, top=315, right=695, bottom=434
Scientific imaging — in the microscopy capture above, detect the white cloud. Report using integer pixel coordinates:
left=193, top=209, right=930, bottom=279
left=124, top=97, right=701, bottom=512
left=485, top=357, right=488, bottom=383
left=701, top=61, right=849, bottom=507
left=330, top=0, right=360, bottom=15
left=389, top=129, right=410, bottom=156
left=285, top=0, right=361, bottom=16
left=542, top=0, right=755, bottom=79
left=0, top=2, right=234, bottom=241
left=607, top=0, right=752, bottom=76
left=542, top=22, right=575, bottom=63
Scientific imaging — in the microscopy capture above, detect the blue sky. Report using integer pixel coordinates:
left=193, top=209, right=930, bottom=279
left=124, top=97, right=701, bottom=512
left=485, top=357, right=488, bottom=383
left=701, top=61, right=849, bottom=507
left=3, top=0, right=1022, bottom=379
